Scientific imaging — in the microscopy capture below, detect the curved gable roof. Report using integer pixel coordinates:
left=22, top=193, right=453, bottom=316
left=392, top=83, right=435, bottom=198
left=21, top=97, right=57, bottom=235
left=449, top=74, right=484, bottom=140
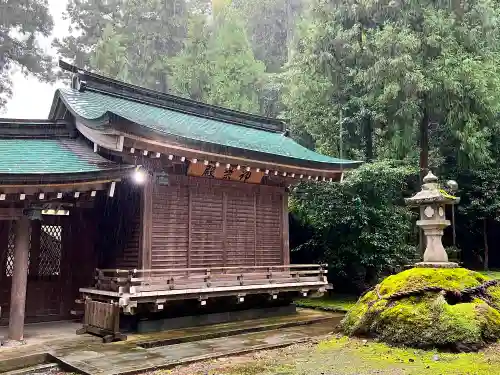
left=56, top=87, right=359, bottom=167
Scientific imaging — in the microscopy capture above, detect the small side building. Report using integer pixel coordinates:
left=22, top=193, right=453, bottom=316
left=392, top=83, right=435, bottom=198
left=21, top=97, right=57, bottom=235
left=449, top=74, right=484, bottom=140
left=0, top=61, right=360, bottom=343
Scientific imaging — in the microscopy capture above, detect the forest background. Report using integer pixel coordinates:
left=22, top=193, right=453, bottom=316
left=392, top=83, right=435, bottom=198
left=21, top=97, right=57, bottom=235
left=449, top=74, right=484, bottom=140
left=5, top=0, right=500, bottom=292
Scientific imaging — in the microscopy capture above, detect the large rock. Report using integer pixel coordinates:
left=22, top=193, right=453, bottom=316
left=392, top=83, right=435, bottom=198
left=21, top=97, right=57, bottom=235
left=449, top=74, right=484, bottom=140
left=342, top=268, right=500, bottom=351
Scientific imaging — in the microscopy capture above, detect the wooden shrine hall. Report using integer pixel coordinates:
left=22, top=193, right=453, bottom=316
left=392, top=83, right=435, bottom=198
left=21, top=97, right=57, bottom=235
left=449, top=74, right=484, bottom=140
left=0, top=61, right=360, bottom=344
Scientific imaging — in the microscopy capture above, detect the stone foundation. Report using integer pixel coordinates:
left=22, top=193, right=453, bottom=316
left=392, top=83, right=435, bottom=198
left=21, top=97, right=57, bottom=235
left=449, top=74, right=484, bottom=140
left=414, top=262, right=459, bottom=269
left=135, top=304, right=297, bottom=334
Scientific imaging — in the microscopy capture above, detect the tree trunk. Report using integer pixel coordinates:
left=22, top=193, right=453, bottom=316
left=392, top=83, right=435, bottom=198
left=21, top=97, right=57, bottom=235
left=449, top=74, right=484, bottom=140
left=419, top=106, right=429, bottom=182
left=418, top=104, right=429, bottom=255
left=364, top=116, right=374, bottom=161
left=483, top=217, right=489, bottom=271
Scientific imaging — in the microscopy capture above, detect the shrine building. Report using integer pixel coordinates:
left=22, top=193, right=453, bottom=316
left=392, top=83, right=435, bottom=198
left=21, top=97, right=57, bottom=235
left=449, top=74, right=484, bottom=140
left=0, top=61, right=360, bottom=343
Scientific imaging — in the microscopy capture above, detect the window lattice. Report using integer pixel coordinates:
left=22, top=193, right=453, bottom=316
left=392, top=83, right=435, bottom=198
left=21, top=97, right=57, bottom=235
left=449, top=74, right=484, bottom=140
left=5, top=223, right=31, bottom=277
left=39, top=225, right=62, bottom=276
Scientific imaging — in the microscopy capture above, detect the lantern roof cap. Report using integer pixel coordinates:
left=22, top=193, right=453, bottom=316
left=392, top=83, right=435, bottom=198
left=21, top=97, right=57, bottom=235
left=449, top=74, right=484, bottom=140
left=405, top=171, right=460, bottom=207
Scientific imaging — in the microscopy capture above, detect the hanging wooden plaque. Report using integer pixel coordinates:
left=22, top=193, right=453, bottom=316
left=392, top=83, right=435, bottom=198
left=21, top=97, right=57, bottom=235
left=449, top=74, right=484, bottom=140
left=188, top=163, right=265, bottom=184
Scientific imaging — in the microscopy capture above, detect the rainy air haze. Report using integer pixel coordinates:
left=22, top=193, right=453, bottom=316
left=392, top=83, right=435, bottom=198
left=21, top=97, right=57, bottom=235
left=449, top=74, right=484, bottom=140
left=4, top=1, right=500, bottom=374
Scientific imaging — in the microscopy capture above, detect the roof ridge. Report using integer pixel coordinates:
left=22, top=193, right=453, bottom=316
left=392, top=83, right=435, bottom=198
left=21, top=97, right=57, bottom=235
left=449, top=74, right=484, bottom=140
left=0, top=119, right=74, bottom=138
left=59, top=60, right=287, bottom=134
left=0, top=119, right=71, bottom=125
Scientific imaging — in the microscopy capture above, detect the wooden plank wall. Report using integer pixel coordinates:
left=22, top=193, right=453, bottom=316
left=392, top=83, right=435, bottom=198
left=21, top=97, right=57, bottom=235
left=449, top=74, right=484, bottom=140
left=191, top=186, right=225, bottom=268
left=149, top=175, right=286, bottom=270
left=151, top=179, right=189, bottom=271
left=256, top=191, right=284, bottom=266
left=115, top=208, right=141, bottom=269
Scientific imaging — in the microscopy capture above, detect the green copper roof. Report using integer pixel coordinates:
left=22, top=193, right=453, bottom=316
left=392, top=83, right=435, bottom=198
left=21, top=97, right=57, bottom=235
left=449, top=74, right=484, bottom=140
left=57, top=88, right=359, bottom=166
left=0, top=139, right=122, bottom=174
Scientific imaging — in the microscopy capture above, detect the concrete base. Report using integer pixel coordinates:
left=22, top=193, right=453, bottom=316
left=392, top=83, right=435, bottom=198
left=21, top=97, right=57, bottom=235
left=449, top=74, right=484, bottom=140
left=0, top=310, right=338, bottom=375
left=0, top=339, right=26, bottom=348
left=414, top=262, right=459, bottom=269
left=136, top=304, right=297, bottom=334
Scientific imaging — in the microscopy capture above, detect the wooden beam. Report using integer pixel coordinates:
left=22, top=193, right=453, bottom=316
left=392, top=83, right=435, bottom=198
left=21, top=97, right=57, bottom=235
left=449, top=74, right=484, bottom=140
left=0, top=208, right=23, bottom=220
left=140, top=176, right=153, bottom=270
left=76, top=121, right=125, bottom=152
left=0, top=179, right=118, bottom=194
left=122, top=136, right=347, bottom=178
left=8, top=216, right=30, bottom=341
left=282, top=192, right=290, bottom=265
left=109, top=181, right=116, bottom=197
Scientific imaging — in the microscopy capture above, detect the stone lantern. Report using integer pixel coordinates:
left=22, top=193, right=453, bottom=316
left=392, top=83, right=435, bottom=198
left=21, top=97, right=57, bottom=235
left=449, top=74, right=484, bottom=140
left=405, top=171, right=460, bottom=268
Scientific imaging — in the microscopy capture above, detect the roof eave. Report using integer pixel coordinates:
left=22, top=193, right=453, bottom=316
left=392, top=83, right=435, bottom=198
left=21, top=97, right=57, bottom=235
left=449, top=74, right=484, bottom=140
left=0, top=166, right=135, bottom=186
left=108, top=118, right=362, bottom=172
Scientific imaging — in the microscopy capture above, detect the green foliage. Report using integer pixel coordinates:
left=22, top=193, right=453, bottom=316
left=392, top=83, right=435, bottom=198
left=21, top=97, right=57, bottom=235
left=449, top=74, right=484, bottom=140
left=446, top=166, right=500, bottom=267
left=55, top=0, right=188, bottom=92
left=171, top=6, right=265, bottom=113
left=290, top=160, right=419, bottom=292
left=285, top=0, right=500, bottom=166
left=169, top=14, right=210, bottom=102
left=90, top=24, right=129, bottom=81
left=0, top=0, right=55, bottom=109
left=456, top=167, right=500, bottom=221
left=342, top=267, right=500, bottom=351
left=233, top=0, right=304, bottom=72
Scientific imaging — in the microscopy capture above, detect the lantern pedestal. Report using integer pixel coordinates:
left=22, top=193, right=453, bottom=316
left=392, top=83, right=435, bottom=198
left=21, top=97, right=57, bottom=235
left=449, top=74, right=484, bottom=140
left=414, top=262, right=459, bottom=268
left=414, top=219, right=459, bottom=268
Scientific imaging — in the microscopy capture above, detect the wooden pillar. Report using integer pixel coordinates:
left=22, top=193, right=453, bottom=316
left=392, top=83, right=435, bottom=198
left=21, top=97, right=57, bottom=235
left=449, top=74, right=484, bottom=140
left=28, top=220, right=41, bottom=277
left=282, top=191, right=290, bottom=265
left=187, top=187, right=193, bottom=270
left=140, top=176, right=153, bottom=270
left=254, top=193, right=258, bottom=266
left=222, top=191, right=227, bottom=267
left=8, top=216, right=30, bottom=342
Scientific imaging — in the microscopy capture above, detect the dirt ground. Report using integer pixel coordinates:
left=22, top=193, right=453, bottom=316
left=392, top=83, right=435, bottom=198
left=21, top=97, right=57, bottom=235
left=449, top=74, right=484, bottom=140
left=144, top=334, right=500, bottom=375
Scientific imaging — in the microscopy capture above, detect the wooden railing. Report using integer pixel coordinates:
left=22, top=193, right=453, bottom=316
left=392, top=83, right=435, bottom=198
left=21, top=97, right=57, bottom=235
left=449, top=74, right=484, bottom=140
left=92, top=264, right=328, bottom=294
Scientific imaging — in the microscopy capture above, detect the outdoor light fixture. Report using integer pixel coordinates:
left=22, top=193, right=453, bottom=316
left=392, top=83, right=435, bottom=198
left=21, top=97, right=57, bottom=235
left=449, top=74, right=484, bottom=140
left=133, top=166, right=147, bottom=184
left=42, top=209, right=70, bottom=216
left=446, top=180, right=458, bottom=192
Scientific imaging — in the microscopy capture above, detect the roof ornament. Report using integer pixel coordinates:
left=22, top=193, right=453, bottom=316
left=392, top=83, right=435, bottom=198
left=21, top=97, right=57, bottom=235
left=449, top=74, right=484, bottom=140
left=71, top=73, right=86, bottom=92
left=282, top=129, right=290, bottom=137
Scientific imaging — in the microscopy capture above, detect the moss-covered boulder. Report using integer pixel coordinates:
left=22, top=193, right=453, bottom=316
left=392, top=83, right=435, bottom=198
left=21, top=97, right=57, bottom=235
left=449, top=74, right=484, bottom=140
left=342, top=267, right=500, bottom=351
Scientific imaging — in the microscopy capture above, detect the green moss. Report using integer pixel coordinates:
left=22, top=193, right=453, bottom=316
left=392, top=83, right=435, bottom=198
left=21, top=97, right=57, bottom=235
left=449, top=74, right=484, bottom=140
left=378, top=267, right=488, bottom=296
left=313, top=336, right=500, bottom=375
left=342, top=267, right=500, bottom=351
left=482, top=270, right=500, bottom=280
left=294, top=295, right=357, bottom=312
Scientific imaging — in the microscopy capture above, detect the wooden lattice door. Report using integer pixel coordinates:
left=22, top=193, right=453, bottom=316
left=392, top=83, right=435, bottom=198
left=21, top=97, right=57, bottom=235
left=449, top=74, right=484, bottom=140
left=26, top=223, right=66, bottom=320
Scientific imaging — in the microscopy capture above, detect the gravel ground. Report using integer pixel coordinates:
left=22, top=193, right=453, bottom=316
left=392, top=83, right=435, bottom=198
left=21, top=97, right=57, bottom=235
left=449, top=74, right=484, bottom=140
left=141, top=334, right=500, bottom=375
left=16, top=334, right=500, bottom=375
left=20, top=366, right=75, bottom=375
